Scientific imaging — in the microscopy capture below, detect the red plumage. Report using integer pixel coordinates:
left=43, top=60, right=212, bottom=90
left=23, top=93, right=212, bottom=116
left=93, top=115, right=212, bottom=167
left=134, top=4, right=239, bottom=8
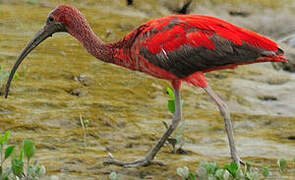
left=115, top=14, right=286, bottom=88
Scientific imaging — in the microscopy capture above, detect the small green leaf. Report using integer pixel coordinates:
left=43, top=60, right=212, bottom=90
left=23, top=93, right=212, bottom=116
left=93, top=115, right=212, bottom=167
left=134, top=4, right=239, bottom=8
left=39, top=165, right=46, bottom=176
left=23, top=139, right=35, bottom=160
left=200, top=162, right=218, bottom=175
left=0, top=65, right=2, bottom=71
left=13, top=72, right=19, bottom=80
left=262, top=167, right=270, bottom=177
left=19, top=148, right=23, bottom=161
left=235, top=169, right=244, bottom=179
left=11, top=158, right=24, bottom=177
left=109, top=171, right=119, bottom=180
left=4, top=145, right=15, bottom=160
left=277, top=158, right=287, bottom=171
left=168, top=100, right=175, bottom=113
left=293, top=157, right=295, bottom=162
left=188, top=172, right=196, bottom=180
left=177, top=166, right=189, bottom=179
left=245, top=171, right=256, bottom=180
left=215, top=169, right=225, bottom=179
left=167, top=87, right=175, bottom=100
left=83, top=119, right=89, bottom=126
left=224, top=162, right=238, bottom=176
left=3, top=131, right=10, bottom=145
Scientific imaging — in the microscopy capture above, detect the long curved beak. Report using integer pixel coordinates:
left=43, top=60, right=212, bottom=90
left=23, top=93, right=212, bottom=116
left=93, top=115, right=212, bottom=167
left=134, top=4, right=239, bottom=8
left=4, top=22, right=66, bottom=98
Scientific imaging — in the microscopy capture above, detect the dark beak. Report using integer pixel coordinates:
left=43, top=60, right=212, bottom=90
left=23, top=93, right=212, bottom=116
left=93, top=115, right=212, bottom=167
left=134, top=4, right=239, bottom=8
left=4, top=22, right=66, bottom=98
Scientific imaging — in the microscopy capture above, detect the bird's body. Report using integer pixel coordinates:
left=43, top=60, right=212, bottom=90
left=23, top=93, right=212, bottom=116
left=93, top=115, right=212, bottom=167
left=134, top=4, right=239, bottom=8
left=5, top=5, right=287, bottom=167
left=100, top=14, right=284, bottom=88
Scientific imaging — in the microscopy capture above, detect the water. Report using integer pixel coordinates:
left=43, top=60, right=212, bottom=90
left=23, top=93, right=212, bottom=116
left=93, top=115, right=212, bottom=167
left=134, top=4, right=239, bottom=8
left=0, top=0, right=294, bottom=179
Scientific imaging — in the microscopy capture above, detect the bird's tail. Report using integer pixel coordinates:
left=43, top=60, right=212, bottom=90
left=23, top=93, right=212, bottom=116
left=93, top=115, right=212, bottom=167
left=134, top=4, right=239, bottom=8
left=260, top=48, right=288, bottom=62
left=270, top=55, right=288, bottom=62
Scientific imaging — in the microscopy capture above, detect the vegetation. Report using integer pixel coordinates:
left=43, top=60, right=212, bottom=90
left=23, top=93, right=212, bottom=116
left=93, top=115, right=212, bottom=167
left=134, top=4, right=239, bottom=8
left=109, top=171, right=121, bottom=180
left=177, top=160, right=292, bottom=180
left=80, top=114, right=89, bottom=148
left=0, top=131, right=45, bottom=180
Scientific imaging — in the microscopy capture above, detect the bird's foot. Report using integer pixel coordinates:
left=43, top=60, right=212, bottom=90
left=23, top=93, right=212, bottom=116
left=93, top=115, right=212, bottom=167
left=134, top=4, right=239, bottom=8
left=103, top=158, right=164, bottom=167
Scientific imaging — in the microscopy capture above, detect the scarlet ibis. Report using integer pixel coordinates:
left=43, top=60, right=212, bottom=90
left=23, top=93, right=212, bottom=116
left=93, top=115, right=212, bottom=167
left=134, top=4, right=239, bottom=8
left=4, top=5, right=287, bottom=167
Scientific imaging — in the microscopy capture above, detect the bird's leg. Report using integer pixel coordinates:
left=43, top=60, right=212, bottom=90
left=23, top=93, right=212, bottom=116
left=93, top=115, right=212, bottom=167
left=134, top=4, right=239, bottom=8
left=104, top=88, right=182, bottom=167
left=203, top=85, right=242, bottom=165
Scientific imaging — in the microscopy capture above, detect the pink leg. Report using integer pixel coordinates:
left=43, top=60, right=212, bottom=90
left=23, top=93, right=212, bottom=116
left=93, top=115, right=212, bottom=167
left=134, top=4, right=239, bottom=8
left=104, top=81, right=183, bottom=167
left=203, top=85, right=242, bottom=165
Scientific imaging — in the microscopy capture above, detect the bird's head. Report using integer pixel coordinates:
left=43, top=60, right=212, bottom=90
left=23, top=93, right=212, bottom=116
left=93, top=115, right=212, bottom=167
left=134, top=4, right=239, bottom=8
left=4, top=5, right=87, bottom=98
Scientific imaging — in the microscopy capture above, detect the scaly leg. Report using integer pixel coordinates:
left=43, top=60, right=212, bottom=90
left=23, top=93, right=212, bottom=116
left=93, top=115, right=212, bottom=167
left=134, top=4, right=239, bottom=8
left=203, top=85, right=242, bottom=165
left=104, top=88, right=182, bottom=167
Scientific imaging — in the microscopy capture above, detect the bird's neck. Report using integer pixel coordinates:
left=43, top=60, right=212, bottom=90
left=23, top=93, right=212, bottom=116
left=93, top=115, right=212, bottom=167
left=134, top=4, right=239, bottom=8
left=67, top=23, right=115, bottom=63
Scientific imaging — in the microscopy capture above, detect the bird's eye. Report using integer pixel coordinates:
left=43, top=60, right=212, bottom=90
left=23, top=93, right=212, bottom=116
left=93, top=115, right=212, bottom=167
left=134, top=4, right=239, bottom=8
left=48, top=16, right=54, bottom=22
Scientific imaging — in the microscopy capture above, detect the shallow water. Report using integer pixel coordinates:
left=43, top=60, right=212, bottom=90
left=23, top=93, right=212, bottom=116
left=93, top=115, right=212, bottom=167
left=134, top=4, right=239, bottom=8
left=0, top=0, right=295, bottom=179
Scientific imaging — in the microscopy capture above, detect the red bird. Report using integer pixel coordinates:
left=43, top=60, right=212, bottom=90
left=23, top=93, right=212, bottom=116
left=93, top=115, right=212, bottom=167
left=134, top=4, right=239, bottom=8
left=4, top=5, right=287, bottom=167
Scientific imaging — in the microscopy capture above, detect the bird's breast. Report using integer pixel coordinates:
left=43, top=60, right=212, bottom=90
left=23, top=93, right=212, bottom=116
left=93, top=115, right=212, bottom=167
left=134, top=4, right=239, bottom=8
left=113, top=48, right=178, bottom=80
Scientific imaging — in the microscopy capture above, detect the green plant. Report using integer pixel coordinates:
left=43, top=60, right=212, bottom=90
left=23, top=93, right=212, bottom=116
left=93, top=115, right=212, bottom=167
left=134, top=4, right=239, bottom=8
left=177, top=166, right=196, bottom=180
left=0, top=131, right=15, bottom=178
left=80, top=114, right=89, bottom=148
left=261, top=167, right=270, bottom=178
left=166, top=87, right=184, bottom=113
left=178, top=162, right=270, bottom=180
left=196, top=162, right=225, bottom=180
left=0, top=131, right=45, bottom=180
left=277, top=158, right=287, bottom=172
left=167, top=87, right=175, bottom=113
left=224, top=162, right=244, bottom=179
left=109, top=171, right=121, bottom=180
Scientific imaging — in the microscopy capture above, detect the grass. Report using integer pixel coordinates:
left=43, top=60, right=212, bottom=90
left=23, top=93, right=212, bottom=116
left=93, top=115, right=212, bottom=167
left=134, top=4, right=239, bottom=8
left=177, top=160, right=293, bottom=180
left=80, top=114, right=89, bottom=148
left=0, top=130, right=45, bottom=180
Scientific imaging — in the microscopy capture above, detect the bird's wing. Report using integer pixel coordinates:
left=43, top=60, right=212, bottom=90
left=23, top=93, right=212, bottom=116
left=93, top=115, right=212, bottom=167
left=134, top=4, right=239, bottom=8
left=124, top=15, right=282, bottom=78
